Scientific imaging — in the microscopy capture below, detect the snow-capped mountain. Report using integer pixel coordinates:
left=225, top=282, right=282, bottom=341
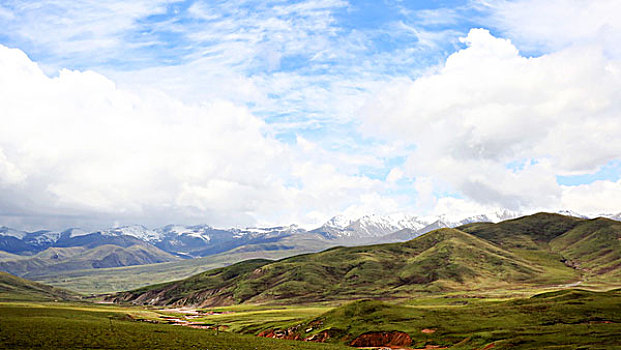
left=376, top=210, right=522, bottom=244
left=102, top=225, right=162, bottom=242
left=439, top=209, right=522, bottom=227
left=23, top=230, right=62, bottom=245
left=312, top=209, right=522, bottom=241
left=0, top=226, right=27, bottom=239
left=157, top=224, right=213, bottom=241
left=312, top=213, right=430, bottom=240
left=152, top=224, right=309, bottom=258
left=1, top=209, right=617, bottom=258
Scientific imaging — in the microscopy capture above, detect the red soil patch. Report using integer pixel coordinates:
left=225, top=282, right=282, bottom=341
left=305, top=330, right=331, bottom=342
left=257, top=329, right=301, bottom=341
left=350, top=331, right=412, bottom=348
left=482, top=343, right=495, bottom=350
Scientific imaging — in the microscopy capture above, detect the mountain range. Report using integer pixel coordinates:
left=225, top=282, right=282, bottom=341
left=108, top=213, right=621, bottom=307
left=1, top=210, right=619, bottom=286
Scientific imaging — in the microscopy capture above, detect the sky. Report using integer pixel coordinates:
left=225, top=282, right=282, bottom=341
left=0, top=0, right=620, bottom=230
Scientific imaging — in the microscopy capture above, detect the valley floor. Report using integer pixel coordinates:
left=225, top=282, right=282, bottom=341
left=1, top=286, right=620, bottom=349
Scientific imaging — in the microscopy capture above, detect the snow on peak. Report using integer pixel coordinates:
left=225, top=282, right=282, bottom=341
left=103, top=225, right=162, bottom=242
left=319, top=213, right=429, bottom=238
left=324, top=215, right=356, bottom=229
left=0, top=226, right=27, bottom=239
left=235, top=224, right=304, bottom=236
left=156, top=225, right=213, bottom=241
left=317, top=209, right=527, bottom=239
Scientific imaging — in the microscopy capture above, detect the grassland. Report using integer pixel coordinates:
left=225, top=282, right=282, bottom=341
left=1, top=213, right=619, bottom=349
left=183, top=288, right=621, bottom=349
left=0, top=271, right=77, bottom=302
left=0, top=283, right=619, bottom=349
left=0, top=301, right=350, bottom=350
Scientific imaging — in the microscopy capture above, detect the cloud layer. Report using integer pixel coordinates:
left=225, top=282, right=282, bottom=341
left=0, top=45, right=401, bottom=229
left=0, top=0, right=620, bottom=229
left=362, top=28, right=621, bottom=215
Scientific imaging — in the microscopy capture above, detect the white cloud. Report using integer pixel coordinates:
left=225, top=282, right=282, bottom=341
left=0, top=44, right=403, bottom=230
left=361, top=28, right=621, bottom=214
left=561, top=180, right=621, bottom=216
left=0, top=0, right=175, bottom=63
left=386, top=168, right=404, bottom=183
left=484, top=0, right=621, bottom=57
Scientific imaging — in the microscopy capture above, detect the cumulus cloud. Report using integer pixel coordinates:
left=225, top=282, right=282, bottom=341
left=0, top=45, right=401, bottom=230
left=561, top=180, right=621, bottom=216
left=361, top=28, right=621, bottom=214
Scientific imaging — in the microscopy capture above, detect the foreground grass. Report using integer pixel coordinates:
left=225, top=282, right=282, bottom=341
left=191, top=304, right=336, bottom=334
left=309, top=289, right=621, bottom=349
left=187, top=289, right=621, bottom=349
left=1, top=289, right=620, bottom=349
left=0, top=302, right=348, bottom=350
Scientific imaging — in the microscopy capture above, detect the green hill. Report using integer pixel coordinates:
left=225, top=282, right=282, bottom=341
left=460, top=213, right=621, bottom=283
left=550, top=218, right=621, bottom=281
left=108, top=212, right=621, bottom=307
left=116, top=228, right=548, bottom=306
left=458, top=212, right=583, bottom=249
left=0, top=271, right=77, bottom=302
left=0, top=243, right=180, bottom=279
left=271, top=289, right=621, bottom=349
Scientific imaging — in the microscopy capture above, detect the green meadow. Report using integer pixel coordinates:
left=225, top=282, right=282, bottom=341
left=176, top=288, right=621, bottom=349
left=0, top=301, right=349, bottom=350
left=1, top=214, right=620, bottom=349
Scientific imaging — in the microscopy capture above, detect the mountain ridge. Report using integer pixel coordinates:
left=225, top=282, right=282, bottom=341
left=2, top=211, right=618, bottom=286
left=108, top=212, right=620, bottom=307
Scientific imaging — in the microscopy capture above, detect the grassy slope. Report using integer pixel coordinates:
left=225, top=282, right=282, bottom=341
left=293, top=289, right=621, bottom=349
left=33, top=247, right=319, bottom=294
left=458, top=212, right=583, bottom=249
left=461, top=214, right=621, bottom=282
left=112, top=225, right=588, bottom=306
left=0, top=302, right=349, bottom=350
left=550, top=218, right=621, bottom=281
left=0, top=271, right=77, bottom=302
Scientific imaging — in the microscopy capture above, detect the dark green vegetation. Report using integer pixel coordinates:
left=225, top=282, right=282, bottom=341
left=253, top=289, right=621, bottom=349
left=0, top=271, right=77, bottom=302
left=110, top=213, right=620, bottom=307
left=460, top=214, right=621, bottom=283
left=0, top=302, right=349, bottom=350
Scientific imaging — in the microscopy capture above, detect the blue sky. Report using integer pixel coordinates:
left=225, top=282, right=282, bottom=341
left=0, top=0, right=620, bottom=229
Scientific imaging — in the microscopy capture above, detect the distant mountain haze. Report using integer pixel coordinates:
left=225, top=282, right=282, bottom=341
left=1, top=210, right=619, bottom=283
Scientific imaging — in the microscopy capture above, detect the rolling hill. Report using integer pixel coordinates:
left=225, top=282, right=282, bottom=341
left=460, top=213, right=621, bottom=282
left=0, top=243, right=180, bottom=279
left=109, top=213, right=619, bottom=307
left=258, top=289, right=621, bottom=349
left=0, top=271, right=77, bottom=302
left=30, top=243, right=330, bottom=294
